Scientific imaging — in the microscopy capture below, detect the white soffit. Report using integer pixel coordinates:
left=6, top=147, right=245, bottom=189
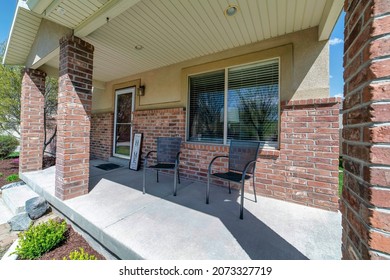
left=2, top=3, right=41, bottom=65
left=5, top=0, right=344, bottom=82
left=84, top=0, right=342, bottom=81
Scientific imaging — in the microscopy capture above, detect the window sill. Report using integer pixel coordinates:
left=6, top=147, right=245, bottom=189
left=183, top=141, right=280, bottom=157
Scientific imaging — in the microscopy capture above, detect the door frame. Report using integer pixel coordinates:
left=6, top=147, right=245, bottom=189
left=113, top=87, right=136, bottom=159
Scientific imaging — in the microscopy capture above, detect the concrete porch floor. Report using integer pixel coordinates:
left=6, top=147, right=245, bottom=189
left=20, top=160, right=341, bottom=260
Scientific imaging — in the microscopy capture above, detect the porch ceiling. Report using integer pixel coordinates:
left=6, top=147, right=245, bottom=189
left=4, top=0, right=343, bottom=82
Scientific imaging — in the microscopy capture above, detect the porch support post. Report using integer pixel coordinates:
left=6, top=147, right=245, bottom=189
left=342, top=0, right=390, bottom=259
left=19, top=69, right=46, bottom=173
left=55, top=35, right=94, bottom=200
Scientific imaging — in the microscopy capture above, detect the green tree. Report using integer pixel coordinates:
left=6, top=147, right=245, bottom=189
left=0, top=41, right=58, bottom=160
left=0, top=42, right=22, bottom=136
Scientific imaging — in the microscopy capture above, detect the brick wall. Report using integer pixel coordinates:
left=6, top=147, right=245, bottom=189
left=132, top=98, right=340, bottom=211
left=55, top=35, right=94, bottom=200
left=341, top=0, right=390, bottom=259
left=90, top=112, right=114, bottom=160
left=19, top=69, right=46, bottom=173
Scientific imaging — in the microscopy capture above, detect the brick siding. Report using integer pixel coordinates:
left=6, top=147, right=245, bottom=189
left=19, top=69, right=46, bottom=173
left=132, top=98, right=340, bottom=212
left=55, top=35, right=94, bottom=200
left=341, top=0, right=390, bottom=259
left=90, top=112, right=114, bottom=160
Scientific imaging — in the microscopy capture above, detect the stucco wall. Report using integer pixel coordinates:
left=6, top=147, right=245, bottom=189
left=92, top=27, right=329, bottom=113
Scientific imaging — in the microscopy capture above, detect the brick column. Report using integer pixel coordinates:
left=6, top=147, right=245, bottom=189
left=342, top=0, right=390, bottom=259
left=55, top=35, right=94, bottom=200
left=19, top=69, right=46, bottom=173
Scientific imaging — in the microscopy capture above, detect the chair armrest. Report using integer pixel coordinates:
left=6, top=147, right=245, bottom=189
left=241, top=160, right=257, bottom=180
left=144, top=150, right=157, bottom=159
left=208, top=155, right=229, bottom=174
left=144, top=151, right=157, bottom=168
left=175, top=152, right=181, bottom=165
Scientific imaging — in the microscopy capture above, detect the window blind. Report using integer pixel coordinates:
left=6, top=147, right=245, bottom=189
left=188, top=70, right=225, bottom=143
left=227, top=59, right=279, bottom=144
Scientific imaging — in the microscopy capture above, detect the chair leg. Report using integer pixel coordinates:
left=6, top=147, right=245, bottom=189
left=157, top=170, right=159, bottom=183
left=177, top=169, right=181, bottom=184
left=143, top=167, right=146, bottom=194
left=240, top=181, right=245, bottom=219
left=173, top=168, right=178, bottom=196
left=253, top=175, right=257, bottom=203
left=206, top=173, right=210, bottom=204
left=228, top=182, right=231, bottom=194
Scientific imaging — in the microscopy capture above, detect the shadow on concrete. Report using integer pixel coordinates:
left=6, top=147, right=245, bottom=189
left=88, top=164, right=308, bottom=260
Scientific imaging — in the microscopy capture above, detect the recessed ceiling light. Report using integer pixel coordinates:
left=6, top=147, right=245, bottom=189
left=224, top=4, right=239, bottom=17
left=135, top=45, right=143, bottom=50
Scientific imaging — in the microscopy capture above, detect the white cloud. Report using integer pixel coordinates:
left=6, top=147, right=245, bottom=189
left=333, top=93, right=343, bottom=98
left=329, top=37, right=344, bottom=46
left=329, top=75, right=333, bottom=79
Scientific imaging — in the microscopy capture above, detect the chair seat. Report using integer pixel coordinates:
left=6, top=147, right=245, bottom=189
left=211, top=171, right=251, bottom=182
left=148, top=163, right=175, bottom=169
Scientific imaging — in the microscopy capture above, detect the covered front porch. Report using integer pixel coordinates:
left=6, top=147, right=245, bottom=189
left=20, top=160, right=341, bottom=260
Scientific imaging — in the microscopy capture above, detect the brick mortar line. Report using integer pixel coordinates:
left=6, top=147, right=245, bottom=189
left=344, top=56, right=390, bottom=86
left=344, top=9, right=390, bottom=57
left=343, top=121, right=390, bottom=129
left=342, top=192, right=381, bottom=250
left=341, top=154, right=390, bottom=169
left=344, top=0, right=371, bottom=32
left=344, top=32, right=390, bottom=70
left=342, top=100, right=390, bottom=114
left=343, top=77, right=390, bottom=103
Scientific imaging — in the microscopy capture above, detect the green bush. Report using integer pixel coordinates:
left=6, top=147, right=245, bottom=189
left=63, top=248, right=97, bottom=260
left=6, top=173, right=19, bottom=182
left=7, top=151, right=19, bottom=158
left=14, top=219, right=67, bottom=260
left=0, top=135, right=19, bottom=159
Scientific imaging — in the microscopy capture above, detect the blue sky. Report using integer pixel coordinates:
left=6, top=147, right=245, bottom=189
left=1, top=1, right=344, bottom=98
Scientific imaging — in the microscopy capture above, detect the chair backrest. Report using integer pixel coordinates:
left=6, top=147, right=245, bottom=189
left=157, top=137, right=182, bottom=163
left=228, top=140, right=260, bottom=173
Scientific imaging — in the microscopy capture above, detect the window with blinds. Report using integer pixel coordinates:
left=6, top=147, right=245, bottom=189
left=188, top=58, right=279, bottom=146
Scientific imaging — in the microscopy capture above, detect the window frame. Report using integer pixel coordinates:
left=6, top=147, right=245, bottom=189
left=186, top=57, right=281, bottom=149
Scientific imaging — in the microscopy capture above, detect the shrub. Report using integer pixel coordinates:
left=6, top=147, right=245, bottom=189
left=7, top=151, right=19, bottom=158
left=6, top=174, right=19, bottom=182
left=14, top=219, right=67, bottom=260
left=63, top=248, right=97, bottom=260
left=0, top=172, right=3, bottom=177
left=0, top=135, right=19, bottom=159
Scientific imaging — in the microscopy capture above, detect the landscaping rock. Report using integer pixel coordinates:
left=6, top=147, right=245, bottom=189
left=8, top=213, right=32, bottom=231
left=25, top=197, right=49, bottom=220
left=1, top=181, right=25, bottom=191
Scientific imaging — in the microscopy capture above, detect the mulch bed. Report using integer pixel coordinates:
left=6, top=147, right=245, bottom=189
left=0, top=157, right=106, bottom=260
left=0, top=156, right=55, bottom=187
left=37, top=224, right=105, bottom=260
left=0, top=158, right=19, bottom=187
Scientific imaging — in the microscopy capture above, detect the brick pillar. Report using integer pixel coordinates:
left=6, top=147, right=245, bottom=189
left=19, top=69, right=46, bottom=173
left=55, top=35, right=94, bottom=200
left=342, top=0, right=390, bottom=259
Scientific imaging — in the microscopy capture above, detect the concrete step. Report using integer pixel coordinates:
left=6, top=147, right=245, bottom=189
left=0, top=197, right=13, bottom=226
left=2, top=185, right=39, bottom=215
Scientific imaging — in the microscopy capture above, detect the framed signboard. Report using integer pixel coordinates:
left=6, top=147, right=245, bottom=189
left=129, top=133, right=142, bottom=170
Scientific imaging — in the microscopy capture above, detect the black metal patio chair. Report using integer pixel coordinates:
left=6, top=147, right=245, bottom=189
left=143, top=137, right=182, bottom=196
left=206, top=140, right=260, bottom=219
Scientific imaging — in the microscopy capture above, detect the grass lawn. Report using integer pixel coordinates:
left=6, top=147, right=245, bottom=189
left=338, top=166, right=343, bottom=196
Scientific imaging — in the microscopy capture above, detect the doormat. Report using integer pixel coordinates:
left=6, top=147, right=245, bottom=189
left=94, top=163, right=121, bottom=171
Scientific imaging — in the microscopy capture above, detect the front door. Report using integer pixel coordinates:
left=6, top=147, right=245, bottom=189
left=113, top=87, right=135, bottom=159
